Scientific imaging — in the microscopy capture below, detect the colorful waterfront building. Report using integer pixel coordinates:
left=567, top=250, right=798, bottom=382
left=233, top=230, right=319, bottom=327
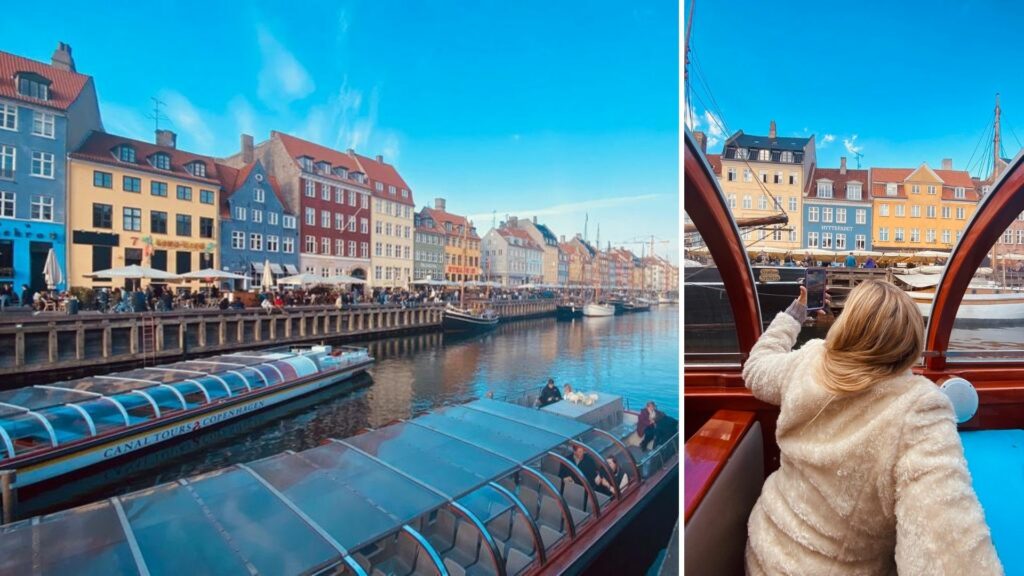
left=560, top=234, right=596, bottom=286
left=358, top=152, right=414, bottom=288
left=510, top=216, right=561, bottom=285
left=420, top=198, right=480, bottom=282
left=481, top=222, right=544, bottom=286
left=413, top=209, right=445, bottom=282
left=719, top=121, right=816, bottom=250
left=557, top=246, right=569, bottom=286
left=0, top=44, right=103, bottom=294
left=226, top=132, right=372, bottom=280
left=67, top=130, right=221, bottom=289
left=802, top=157, right=872, bottom=251
left=870, top=161, right=980, bottom=252
left=216, top=159, right=299, bottom=286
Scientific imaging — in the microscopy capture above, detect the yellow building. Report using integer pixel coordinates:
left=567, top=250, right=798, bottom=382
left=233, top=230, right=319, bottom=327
left=356, top=153, right=415, bottom=288
left=870, top=162, right=979, bottom=251
left=68, top=130, right=220, bottom=289
left=421, top=198, right=480, bottom=282
left=716, top=121, right=816, bottom=250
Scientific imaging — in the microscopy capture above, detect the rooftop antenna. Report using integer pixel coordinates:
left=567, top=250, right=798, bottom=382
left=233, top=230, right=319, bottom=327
left=853, top=151, right=864, bottom=169
left=145, top=97, right=170, bottom=132
left=584, top=213, right=589, bottom=243
left=492, top=210, right=496, bottom=230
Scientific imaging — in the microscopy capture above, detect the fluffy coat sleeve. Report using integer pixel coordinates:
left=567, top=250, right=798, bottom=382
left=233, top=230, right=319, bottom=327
left=893, top=388, right=1003, bottom=575
left=741, top=311, right=804, bottom=406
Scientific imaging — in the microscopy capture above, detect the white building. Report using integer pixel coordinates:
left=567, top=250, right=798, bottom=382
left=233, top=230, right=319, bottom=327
left=482, top=225, right=544, bottom=286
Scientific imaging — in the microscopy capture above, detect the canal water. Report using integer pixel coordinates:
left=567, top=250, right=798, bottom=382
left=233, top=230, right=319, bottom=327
left=24, top=306, right=679, bottom=519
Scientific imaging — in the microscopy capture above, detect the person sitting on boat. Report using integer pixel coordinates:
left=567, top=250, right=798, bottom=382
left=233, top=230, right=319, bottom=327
left=595, top=456, right=628, bottom=496
left=561, top=444, right=599, bottom=489
left=563, top=383, right=574, bottom=397
left=538, top=378, right=562, bottom=407
left=741, top=280, right=1001, bottom=575
left=637, top=401, right=662, bottom=451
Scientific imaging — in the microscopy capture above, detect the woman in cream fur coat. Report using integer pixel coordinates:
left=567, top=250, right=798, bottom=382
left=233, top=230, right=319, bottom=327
left=742, top=280, right=1002, bottom=575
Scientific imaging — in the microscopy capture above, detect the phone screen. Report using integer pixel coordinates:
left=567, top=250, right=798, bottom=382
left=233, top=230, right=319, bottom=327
left=805, top=268, right=826, bottom=311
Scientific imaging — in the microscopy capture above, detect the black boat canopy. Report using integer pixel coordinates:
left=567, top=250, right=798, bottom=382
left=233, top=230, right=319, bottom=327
left=0, top=399, right=601, bottom=575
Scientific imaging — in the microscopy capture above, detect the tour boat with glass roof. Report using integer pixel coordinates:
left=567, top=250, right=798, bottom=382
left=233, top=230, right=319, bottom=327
left=0, top=393, right=678, bottom=576
left=0, top=345, right=373, bottom=489
left=683, top=129, right=1024, bottom=573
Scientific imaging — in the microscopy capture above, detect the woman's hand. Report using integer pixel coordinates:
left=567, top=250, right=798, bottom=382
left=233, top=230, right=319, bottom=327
left=795, top=287, right=829, bottom=321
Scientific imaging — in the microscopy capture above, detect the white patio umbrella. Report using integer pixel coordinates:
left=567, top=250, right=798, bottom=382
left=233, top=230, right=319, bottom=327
left=85, top=265, right=180, bottom=280
left=177, top=268, right=249, bottom=281
left=913, top=250, right=950, bottom=259
left=43, top=248, right=62, bottom=290
left=261, top=260, right=275, bottom=290
left=323, top=274, right=367, bottom=285
left=276, top=273, right=325, bottom=286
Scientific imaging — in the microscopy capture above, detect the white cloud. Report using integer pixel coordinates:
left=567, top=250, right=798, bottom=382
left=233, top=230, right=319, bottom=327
left=228, top=96, right=257, bottom=137
left=256, top=26, right=315, bottom=108
left=843, top=134, right=863, bottom=155
left=684, top=103, right=700, bottom=131
left=101, top=102, right=150, bottom=142
left=159, top=90, right=215, bottom=150
left=821, top=134, right=835, bottom=146
left=703, top=110, right=726, bottom=148
left=469, top=193, right=667, bottom=223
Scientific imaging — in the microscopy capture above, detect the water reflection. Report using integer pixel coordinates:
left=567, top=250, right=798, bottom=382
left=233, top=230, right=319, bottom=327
left=25, top=307, right=679, bottom=516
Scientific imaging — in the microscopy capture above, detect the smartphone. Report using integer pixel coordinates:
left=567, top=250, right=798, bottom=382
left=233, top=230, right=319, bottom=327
left=805, top=268, right=827, bottom=311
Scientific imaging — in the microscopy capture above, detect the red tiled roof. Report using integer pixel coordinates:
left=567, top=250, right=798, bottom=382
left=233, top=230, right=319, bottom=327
left=805, top=168, right=870, bottom=202
left=0, top=50, right=91, bottom=111
left=70, top=131, right=222, bottom=185
left=706, top=154, right=722, bottom=176
left=421, top=207, right=480, bottom=240
left=497, top=227, right=542, bottom=250
left=870, top=166, right=979, bottom=201
left=271, top=131, right=370, bottom=189
left=352, top=153, right=414, bottom=206
left=216, top=160, right=290, bottom=219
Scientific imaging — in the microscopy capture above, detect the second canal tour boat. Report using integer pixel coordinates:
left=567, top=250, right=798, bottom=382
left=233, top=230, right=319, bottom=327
left=443, top=304, right=501, bottom=332
left=0, top=345, right=373, bottom=489
left=0, top=394, right=678, bottom=575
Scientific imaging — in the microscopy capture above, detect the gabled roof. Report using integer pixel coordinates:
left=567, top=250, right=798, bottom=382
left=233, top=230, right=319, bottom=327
left=271, top=131, right=370, bottom=188
left=421, top=207, right=480, bottom=240
left=805, top=167, right=870, bottom=202
left=497, top=227, right=543, bottom=251
left=352, top=153, right=414, bottom=206
left=706, top=154, right=722, bottom=175
left=216, top=160, right=290, bottom=219
left=0, top=50, right=91, bottom=111
left=870, top=166, right=979, bottom=201
left=414, top=211, right=444, bottom=235
left=71, top=130, right=222, bottom=185
left=533, top=222, right=558, bottom=244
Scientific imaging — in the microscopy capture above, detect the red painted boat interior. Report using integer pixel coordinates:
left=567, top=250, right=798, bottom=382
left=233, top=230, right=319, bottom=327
left=683, top=410, right=754, bottom=522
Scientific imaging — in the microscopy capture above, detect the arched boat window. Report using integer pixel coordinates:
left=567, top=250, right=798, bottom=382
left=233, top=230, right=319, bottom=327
left=399, top=524, right=448, bottom=576
left=519, top=465, right=576, bottom=540
left=253, top=364, right=283, bottom=387
left=0, top=411, right=57, bottom=455
left=38, top=405, right=93, bottom=444
left=150, top=385, right=189, bottom=412
left=487, top=479, right=548, bottom=565
left=236, top=367, right=268, bottom=389
left=77, top=396, right=132, bottom=430
left=544, top=451, right=602, bottom=520
left=268, top=361, right=297, bottom=382
left=579, top=428, right=641, bottom=490
left=221, top=371, right=252, bottom=394
left=282, top=356, right=319, bottom=378
left=0, top=424, right=14, bottom=460
left=171, top=380, right=211, bottom=406
left=190, top=376, right=231, bottom=401
left=447, top=500, right=505, bottom=576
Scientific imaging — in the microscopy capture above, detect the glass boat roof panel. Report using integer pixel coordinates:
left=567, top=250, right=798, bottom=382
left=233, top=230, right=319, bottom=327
left=185, top=466, right=344, bottom=574
left=119, top=480, right=253, bottom=574
left=223, top=352, right=294, bottom=363
left=0, top=500, right=135, bottom=575
left=457, top=484, right=515, bottom=524
left=414, top=405, right=571, bottom=461
left=0, top=386, right=95, bottom=412
left=345, top=422, right=515, bottom=498
left=40, top=405, right=92, bottom=445
left=249, top=443, right=446, bottom=550
left=467, top=398, right=592, bottom=438
left=50, top=376, right=150, bottom=395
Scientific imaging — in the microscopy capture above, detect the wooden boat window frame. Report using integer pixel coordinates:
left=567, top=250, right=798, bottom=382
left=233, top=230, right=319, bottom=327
left=488, top=479, right=548, bottom=564
left=399, top=524, right=450, bottom=576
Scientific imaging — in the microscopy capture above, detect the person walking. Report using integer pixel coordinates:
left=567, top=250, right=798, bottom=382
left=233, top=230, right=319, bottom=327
left=742, top=280, right=1001, bottom=575
left=845, top=251, right=857, bottom=267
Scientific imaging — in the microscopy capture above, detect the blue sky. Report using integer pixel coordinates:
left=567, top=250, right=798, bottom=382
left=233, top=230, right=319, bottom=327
left=688, top=1, right=1024, bottom=179
left=1, top=0, right=679, bottom=263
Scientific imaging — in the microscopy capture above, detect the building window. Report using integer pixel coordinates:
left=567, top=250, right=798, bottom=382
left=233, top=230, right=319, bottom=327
left=231, top=231, right=244, bottom=249
left=283, top=237, right=295, bottom=253
left=123, top=207, right=142, bottom=231
left=761, top=172, right=768, bottom=183
left=123, top=176, right=141, bottom=193
left=879, top=203, right=889, bottom=217
left=186, top=162, right=206, bottom=177
left=886, top=183, right=897, bottom=196
left=151, top=181, right=168, bottom=197
left=322, top=184, right=331, bottom=201
left=321, top=237, right=330, bottom=254
left=808, top=206, right=819, bottom=222
left=926, top=205, right=936, bottom=219
left=834, top=208, right=845, bottom=224
left=93, top=171, right=113, bottom=188
left=895, top=228, right=904, bottom=242
left=942, top=206, right=951, bottom=219
left=92, top=203, right=113, bottom=229
left=268, top=212, right=279, bottom=226
left=32, top=111, right=55, bottom=138
left=361, top=218, right=369, bottom=234
left=151, top=153, right=171, bottom=170
left=361, top=195, right=368, bottom=210
left=27, top=195, right=55, bottom=221
left=911, top=185, right=920, bottom=194
left=253, top=188, right=265, bottom=203
left=305, top=180, right=315, bottom=197
left=928, top=229, right=937, bottom=243
left=176, top=214, right=192, bottom=236
left=176, top=251, right=192, bottom=274
left=336, top=239, right=345, bottom=256
left=757, top=196, right=767, bottom=210
left=176, top=186, right=192, bottom=201
left=305, top=208, right=315, bottom=226
left=267, top=235, right=279, bottom=252
left=250, top=233, right=263, bottom=251
left=956, top=207, right=966, bottom=220
left=757, top=149, right=770, bottom=161
left=911, top=205, right=920, bottom=218
left=200, top=217, right=214, bottom=239
left=0, top=191, right=13, bottom=218
left=855, top=234, right=866, bottom=249
left=305, top=235, right=316, bottom=253
left=954, top=186, right=966, bottom=199
left=283, top=215, right=296, bottom=229
left=726, top=168, right=736, bottom=182
left=151, top=211, right=167, bottom=234
left=361, top=242, right=368, bottom=258
left=348, top=217, right=356, bottom=232
left=847, top=183, right=862, bottom=201
left=117, top=145, right=135, bottom=162
left=349, top=190, right=357, bottom=206
left=235, top=206, right=247, bottom=221
left=926, top=185, right=936, bottom=195
left=0, top=103, right=16, bottom=131
left=788, top=197, right=797, bottom=212
left=836, top=234, right=847, bottom=250
left=942, top=230, right=951, bottom=244
left=375, top=182, right=384, bottom=192
left=350, top=241, right=358, bottom=257
left=30, top=152, right=54, bottom=178
left=879, top=227, right=889, bottom=242
left=773, top=172, right=782, bottom=184
left=781, top=151, right=795, bottom=163
left=0, top=145, right=14, bottom=179
left=821, top=233, right=832, bottom=249
left=200, top=189, right=214, bottom=204
left=17, top=74, right=50, bottom=100
left=910, top=229, right=920, bottom=243
left=856, top=209, right=866, bottom=224
left=333, top=213, right=342, bottom=230
left=321, top=210, right=330, bottom=228
left=817, top=182, right=833, bottom=198
left=822, top=207, right=833, bottom=223
left=375, top=242, right=383, bottom=256
left=375, top=266, right=382, bottom=280
left=895, top=204, right=905, bottom=217
left=1018, top=230, right=1024, bottom=244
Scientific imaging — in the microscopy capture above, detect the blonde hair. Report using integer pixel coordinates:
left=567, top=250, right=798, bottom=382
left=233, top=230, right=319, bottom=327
left=817, top=280, right=924, bottom=394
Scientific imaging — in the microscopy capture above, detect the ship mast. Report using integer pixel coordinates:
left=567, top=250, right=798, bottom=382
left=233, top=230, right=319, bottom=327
left=995, top=92, right=1002, bottom=179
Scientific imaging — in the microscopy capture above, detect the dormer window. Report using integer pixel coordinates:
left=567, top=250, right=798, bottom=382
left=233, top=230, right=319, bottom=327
left=151, top=153, right=171, bottom=170
left=780, top=151, right=795, bottom=163
left=847, top=182, right=862, bottom=201
left=734, top=147, right=749, bottom=160
left=298, top=156, right=313, bottom=171
left=401, top=188, right=409, bottom=198
left=316, top=161, right=331, bottom=174
left=375, top=182, right=384, bottom=192
left=955, top=186, right=966, bottom=199
left=817, top=180, right=833, bottom=198
left=886, top=183, right=897, bottom=197
left=352, top=172, right=365, bottom=183
left=757, top=149, right=770, bottom=161
left=333, top=166, right=348, bottom=179
left=16, top=72, right=51, bottom=100
left=186, top=161, right=206, bottom=177
left=388, top=185, right=397, bottom=195
left=116, top=145, right=135, bottom=163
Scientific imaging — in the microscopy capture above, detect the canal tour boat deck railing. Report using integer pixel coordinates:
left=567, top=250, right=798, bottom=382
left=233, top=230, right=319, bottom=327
left=0, top=397, right=678, bottom=576
left=0, top=346, right=373, bottom=474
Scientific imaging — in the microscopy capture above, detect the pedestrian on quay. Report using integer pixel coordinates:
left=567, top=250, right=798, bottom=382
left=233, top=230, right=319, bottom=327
left=21, top=284, right=31, bottom=309
left=0, top=285, right=9, bottom=311
left=741, top=280, right=1001, bottom=575
left=845, top=251, right=857, bottom=267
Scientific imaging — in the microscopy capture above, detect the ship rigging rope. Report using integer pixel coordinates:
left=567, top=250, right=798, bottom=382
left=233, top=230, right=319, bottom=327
left=965, top=117, right=993, bottom=178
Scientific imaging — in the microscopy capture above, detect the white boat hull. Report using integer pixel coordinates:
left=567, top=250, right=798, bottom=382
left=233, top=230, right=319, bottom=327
left=909, top=291, right=1024, bottom=321
left=583, top=303, right=616, bottom=317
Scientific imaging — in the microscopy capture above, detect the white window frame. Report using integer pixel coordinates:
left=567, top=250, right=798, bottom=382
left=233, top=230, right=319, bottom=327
left=231, top=231, right=245, bottom=250
left=267, top=235, right=279, bottom=252
left=823, top=207, right=833, bottom=223
left=0, top=145, right=14, bottom=179
left=235, top=206, right=246, bottom=221
left=0, top=103, right=16, bottom=131
left=817, top=182, right=833, bottom=198
left=31, top=195, right=54, bottom=221
left=268, top=212, right=278, bottom=226
left=322, top=237, right=330, bottom=255
left=836, top=208, right=847, bottom=224
left=911, top=205, right=921, bottom=218
left=283, top=237, right=295, bottom=253
left=249, top=233, right=262, bottom=251
left=855, top=234, right=866, bottom=250
left=283, top=215, right=297, bottom=229
left=879, top=227, right=889, bottom=242
left=895, top=204, right=905, bottom=217
left=253, top=188, right=265, bottom=203
left=252, top=209, right=263, bottom=224
left=808, top=206, right=819, bottom=222
left=847, top=183, right=862, bottom=201
left=321, top=210, right=330, bottom=228
left=879, top=203, right=889, bottom=217
left=0, top=191, right=14, bottom=218
left=836, top=234, right=847, bottom=250
left=32, top=111, right=55, bottom=138
left=886, top=183, right=897, bottom=196
left=31, top=152, right=55, bottom=179
left=954, top=186, right=966, bottom=199
left=821, top=232, right=832, bottom=249
left=855, top=209, right=866, bottom=224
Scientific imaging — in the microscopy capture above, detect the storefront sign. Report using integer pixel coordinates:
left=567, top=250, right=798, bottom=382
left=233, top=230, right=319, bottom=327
left=73, top=231, right=120, bottom=246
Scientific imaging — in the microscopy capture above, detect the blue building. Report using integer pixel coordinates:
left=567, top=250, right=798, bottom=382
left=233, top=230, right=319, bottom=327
left=217, top=159, right=300, bottom=287
left=802, top=159, right=873, bottom=252
left=0, top=44, right=102, bottom=295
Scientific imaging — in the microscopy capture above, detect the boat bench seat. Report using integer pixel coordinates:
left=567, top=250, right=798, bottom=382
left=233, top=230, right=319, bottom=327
left=961, top=429, right=1024, bottom=576
left=443, top=521, right=481, bottom=569
left=422, top=511, right=458, bottom=554
left=504, top=547, right=533, bottom=576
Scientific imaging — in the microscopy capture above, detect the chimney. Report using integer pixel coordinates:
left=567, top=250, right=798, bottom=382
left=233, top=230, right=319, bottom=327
left=346, top=148, right=355, bottom=157
left=561, top=235, right=566, bottom=243
left=532, top=216, right=537, bottom=224
left=942, top=158, right=953, bottom=170
left=840, top=156, right=847, bottom=175
left=509, top=216, right=518, bottom=227
left=693, top=131, right=708, bottom=153
left=769, top=120, right=777, bottom=139
left=50, top=42, right=75, bottom=72
left=376, top=154, right=383, bottom=163
left=241, top=134, right=254, bottom=164
left=434, top=198, right=446, bottom=211
left=155, top=129, right=177, bottom=149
